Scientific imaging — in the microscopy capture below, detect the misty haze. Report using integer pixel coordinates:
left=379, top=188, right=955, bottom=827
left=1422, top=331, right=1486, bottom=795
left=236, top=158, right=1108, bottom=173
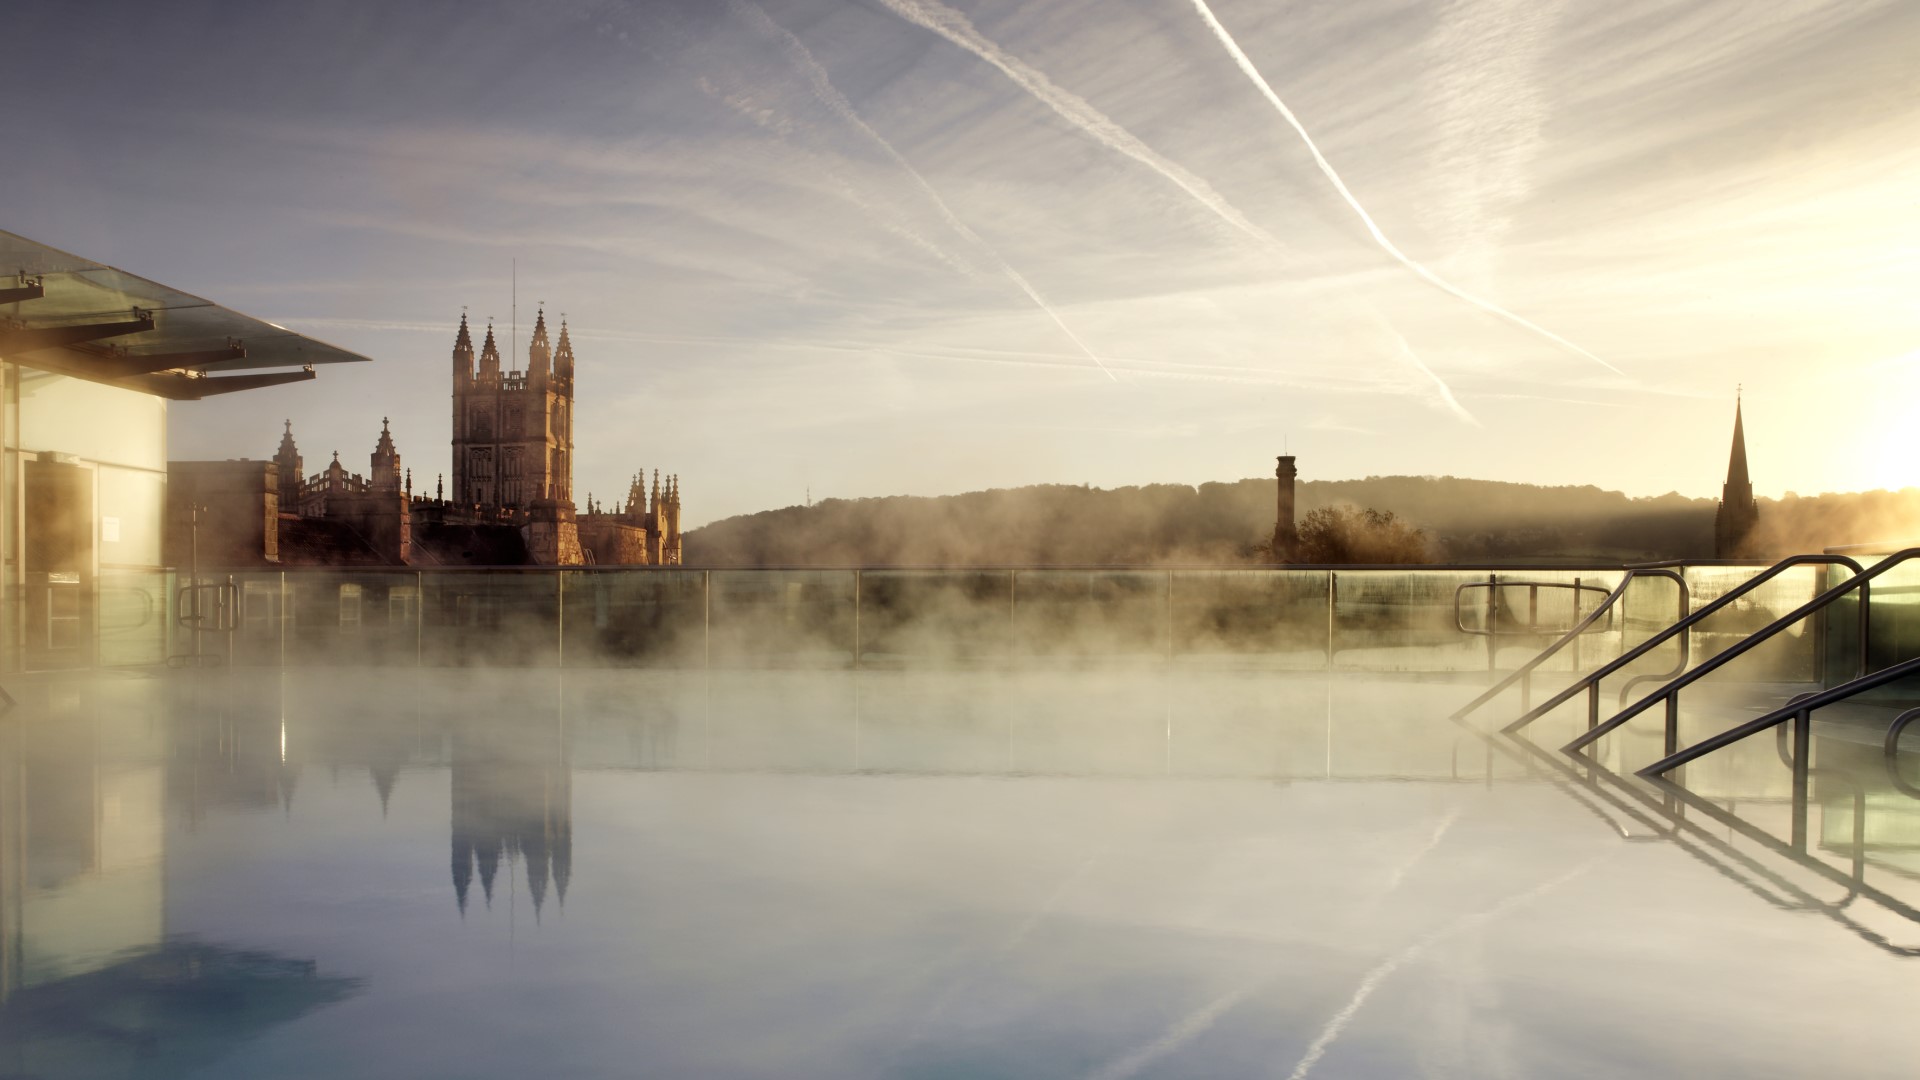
left=5, top=1, right=1919, bottom=1078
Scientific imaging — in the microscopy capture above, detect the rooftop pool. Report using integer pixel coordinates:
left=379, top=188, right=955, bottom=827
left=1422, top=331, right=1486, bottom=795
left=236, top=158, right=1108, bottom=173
left=3, top=665, right=1917, bottom=1078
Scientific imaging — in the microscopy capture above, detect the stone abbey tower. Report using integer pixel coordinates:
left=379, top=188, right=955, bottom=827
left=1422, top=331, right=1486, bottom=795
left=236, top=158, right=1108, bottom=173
left=450, top=309, right=573, bottom=511
left=173, top=307, right=682, bottom=566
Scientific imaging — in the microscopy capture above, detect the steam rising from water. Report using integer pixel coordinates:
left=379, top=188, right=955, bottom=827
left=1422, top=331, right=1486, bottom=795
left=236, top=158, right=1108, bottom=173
left=1185, top=0, right=1626, bottom=378
left=733, top=0, right=1119, bottom=381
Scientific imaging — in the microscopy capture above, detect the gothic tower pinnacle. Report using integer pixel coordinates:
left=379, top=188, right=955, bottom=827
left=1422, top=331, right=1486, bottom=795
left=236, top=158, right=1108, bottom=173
left=453, top=312, right=475, bottom=383
left=479, top=320, right=501, bottom=381
left=555, top=315, right=575, bottom=378
left=528, top=305, right=551, bottom=384
left=371, top=417, right=402, bottom=491
left=274, top=419, right=304, bottom=512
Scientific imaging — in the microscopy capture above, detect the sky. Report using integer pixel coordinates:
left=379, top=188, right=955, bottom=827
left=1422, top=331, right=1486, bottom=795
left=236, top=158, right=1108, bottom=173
left=13, top=0, right=1920, bottom=526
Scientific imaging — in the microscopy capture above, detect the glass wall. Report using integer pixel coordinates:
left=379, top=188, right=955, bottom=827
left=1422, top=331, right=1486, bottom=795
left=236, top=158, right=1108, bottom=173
left=2, top=365, right=170, bottom=672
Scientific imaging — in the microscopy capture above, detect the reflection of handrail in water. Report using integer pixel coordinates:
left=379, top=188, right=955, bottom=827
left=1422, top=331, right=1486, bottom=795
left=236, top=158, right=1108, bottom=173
left=1640, top=772, right=1920, bottom=955
left=1481, top=725, right=1809, bottom=912
left=1518, top=555, right=1863, bottom=738
left=1491, top=717, right=1920, bottom=957
left=1452, top=568, right=1685, bottom=724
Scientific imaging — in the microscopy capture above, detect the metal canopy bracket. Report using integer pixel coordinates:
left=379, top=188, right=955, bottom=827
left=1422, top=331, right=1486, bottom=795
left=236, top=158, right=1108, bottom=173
left=91, top=338, right=248, bottom=377
left=144, top=365, right=316, bottom=400
left=0, top=307, right=155, bottom=353
left=0, top=278, right=45, bottom=305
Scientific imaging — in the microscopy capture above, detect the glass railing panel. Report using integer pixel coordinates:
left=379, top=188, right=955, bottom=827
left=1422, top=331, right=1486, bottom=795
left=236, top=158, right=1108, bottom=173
left=854, top=571, right=1014, bottom=665
left=1332, top=570, right=1491, bottom=672
left=1681, top=564, right=1821, bottom=682
left=707, top=569, right=855, bottom=667
left=1169, top=570, right=1330, bottom=669
left=1864, top=559, right=1920, bottom=679
left=420, top=571, right=559, bottom=667
left=1010, top=570, right=1166, bottom=661
left=560, top=569, right=709, bottom=668
left=1483, top=569, right=1623, bottom=674
left=227, top=572, right=290, bottom=667
left=96, top=568, right=169, bottom=668
left=275, top=571, right=428, bottom=667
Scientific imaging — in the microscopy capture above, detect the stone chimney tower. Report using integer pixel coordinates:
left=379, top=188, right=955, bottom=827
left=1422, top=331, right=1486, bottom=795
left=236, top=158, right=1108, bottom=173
left=1714, top=394, right=1759, bottom=558
left=1272, top=455, right=1299, bottom=560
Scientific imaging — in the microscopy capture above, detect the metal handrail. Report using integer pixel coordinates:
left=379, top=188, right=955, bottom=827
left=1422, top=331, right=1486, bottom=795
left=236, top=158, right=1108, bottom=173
left=1452, top=569, right=1683, bottom=721
left=1518, top=553, right=1867, bottom=739
left=1886, top=708, right=1920, bottom=800
left=1639, top=654, right=1920, bottom=775
left=1569, top=550, right=1909, bottom=755
left=1451, top=579, right=1618, bottom=637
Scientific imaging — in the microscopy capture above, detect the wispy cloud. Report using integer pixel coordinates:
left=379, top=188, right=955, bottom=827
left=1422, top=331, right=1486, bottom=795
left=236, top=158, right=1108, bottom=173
left=874, top=0, right=1278, bottom=246
left=731, top=0, right=1118, bottom=380
left=1185, top=0, right=1623, bottom=377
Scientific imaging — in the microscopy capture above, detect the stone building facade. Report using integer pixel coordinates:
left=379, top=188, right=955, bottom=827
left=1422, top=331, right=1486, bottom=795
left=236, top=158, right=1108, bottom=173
left=168, top=309, right=683, bottom=567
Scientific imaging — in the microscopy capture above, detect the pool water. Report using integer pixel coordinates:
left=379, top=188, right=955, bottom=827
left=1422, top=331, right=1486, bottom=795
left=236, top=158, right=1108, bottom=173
left=3, top=667, right=1916, bottom=1078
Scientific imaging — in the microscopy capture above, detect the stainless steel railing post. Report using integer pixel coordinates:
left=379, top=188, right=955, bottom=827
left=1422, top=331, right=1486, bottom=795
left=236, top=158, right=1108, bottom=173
left=1790, top=708, right=1812, bottom=850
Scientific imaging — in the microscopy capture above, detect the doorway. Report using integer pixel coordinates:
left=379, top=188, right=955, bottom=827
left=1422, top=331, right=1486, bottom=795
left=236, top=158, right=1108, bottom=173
left=23, top=459, right=94, bottom=670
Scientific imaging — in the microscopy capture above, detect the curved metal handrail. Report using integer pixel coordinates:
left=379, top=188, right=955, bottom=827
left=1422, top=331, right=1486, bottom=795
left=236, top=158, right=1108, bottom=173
left=1512, top=549, right=1858, bottom=734
left=1451, top=579, right=1618, bottom=637
left=1452, top=569, right=1676, bottom=721
left=1559, top=552, right=1883, bottom=751
left=1884, top=707, right=1920, bottom=800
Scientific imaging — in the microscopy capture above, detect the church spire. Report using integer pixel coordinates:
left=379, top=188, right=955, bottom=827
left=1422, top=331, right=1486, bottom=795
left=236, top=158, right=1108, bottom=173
left=1725, top=391, right=1750, bottom=493
left=1714, top=391, right=1759, bottom=558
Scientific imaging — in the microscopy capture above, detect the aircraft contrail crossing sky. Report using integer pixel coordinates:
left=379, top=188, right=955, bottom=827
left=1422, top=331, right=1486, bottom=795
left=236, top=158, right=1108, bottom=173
left=873, top=0, right=1280, bottom=248
left=1185, top=0, right=1626, bottom=378
left=735, top=0, right=1119, bottom=380
left=875, top=0, right=1496, bottom=416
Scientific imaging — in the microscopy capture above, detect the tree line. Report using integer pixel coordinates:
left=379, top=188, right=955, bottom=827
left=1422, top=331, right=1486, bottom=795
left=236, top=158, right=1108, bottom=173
left=681, top=475, right=1920, bottom=567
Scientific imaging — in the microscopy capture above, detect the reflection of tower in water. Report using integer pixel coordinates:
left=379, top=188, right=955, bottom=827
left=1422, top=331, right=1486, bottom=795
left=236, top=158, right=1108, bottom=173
left=449, top=726, right=572, bottom=918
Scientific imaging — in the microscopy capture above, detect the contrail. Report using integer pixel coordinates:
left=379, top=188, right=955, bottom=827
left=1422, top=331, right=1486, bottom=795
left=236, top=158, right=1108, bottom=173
left=1185, top=0, right=1624, bottom=377
left=874, top=0, right=1480, bottom=416
left=1283, top=857, right=1600, bottom=1080
left=873, top=0, right=1276, bottom=246
left=735, top=0, right=1118, bottom=380
left=1385, top=327, right=1481, bottom=426
left=1083, top=856, right=1597, bottom=1080
left=1380, top=805, right=1462, bottom=895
